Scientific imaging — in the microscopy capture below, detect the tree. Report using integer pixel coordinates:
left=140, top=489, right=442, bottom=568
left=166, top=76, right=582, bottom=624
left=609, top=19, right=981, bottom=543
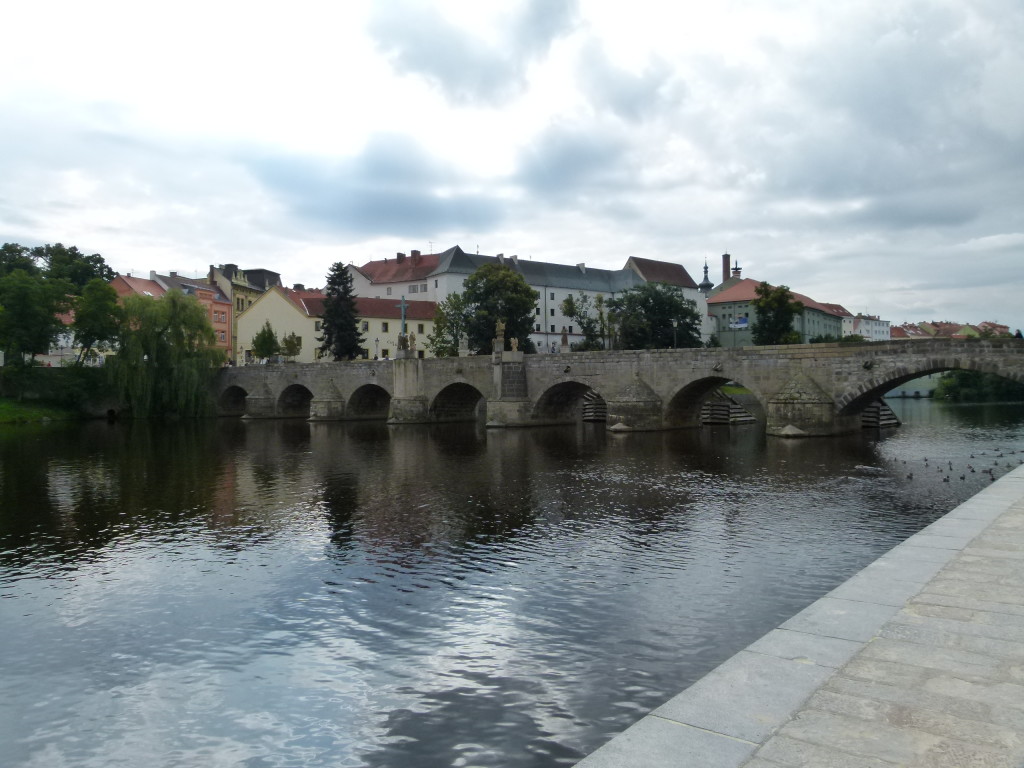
left=34, top=243, right=114, bottom=294
left=251, top=320, right=280, bottom=360
left=319, top=263, right=363, bottom=360
left=107, top=291, right=224, bottom=417
left=280, top=331, right=302, bottom=360
left=606, top=283, right=702, bottom=350
left=426, top=292, right=471, bottom=358
left=0, top=269, right=71, bottom=365
left=750, top=283, right=803, bottom=346
left=0, top=243, right=38, bottom=278
left=934, top=370, right=1024, bottom=402
left=560, top=292, right=605, bottom=351
left=72, top=278, right=122, bottom=364
left=462, top=263, right=539, bottom=353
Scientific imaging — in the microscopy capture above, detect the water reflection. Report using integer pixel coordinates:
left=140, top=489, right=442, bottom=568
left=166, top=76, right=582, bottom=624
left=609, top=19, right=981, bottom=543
left=2, top=402, right=1024, bottom=767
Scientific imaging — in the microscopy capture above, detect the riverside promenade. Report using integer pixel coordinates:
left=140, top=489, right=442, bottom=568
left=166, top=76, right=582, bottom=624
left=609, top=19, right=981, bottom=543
left=578, top=466, right=1024, bottom=767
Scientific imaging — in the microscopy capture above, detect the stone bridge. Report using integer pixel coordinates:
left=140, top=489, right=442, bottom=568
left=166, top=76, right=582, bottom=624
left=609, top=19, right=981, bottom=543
left=215, top=338, right=1024, bottom=437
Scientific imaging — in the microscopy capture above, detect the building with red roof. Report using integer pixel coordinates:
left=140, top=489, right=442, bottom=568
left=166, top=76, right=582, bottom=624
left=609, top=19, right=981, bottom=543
left=237, top=285, right=438, bottom=363
left=706, top=272, right=847, bottom=347
left=349, top=244, right=711, bottom=350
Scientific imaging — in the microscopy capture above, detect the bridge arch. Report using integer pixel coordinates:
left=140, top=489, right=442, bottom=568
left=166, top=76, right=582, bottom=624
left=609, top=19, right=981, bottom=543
left=217, top=385, right=248, bottom=416
left=664, top=377, right=765, bottom=428
left=429, top=382, right=486, bottom=423
left=278, top=384, right=313, bottom=418
left=533, top=381, right=607, bottom=424
left=348, top=383, right=391, bottom=420
left=838, top=360, right=1024, bottom=417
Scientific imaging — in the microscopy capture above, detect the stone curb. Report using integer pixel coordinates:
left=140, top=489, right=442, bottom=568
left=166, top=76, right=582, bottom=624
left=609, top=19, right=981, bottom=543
left=575, top=465, right=1024, bottom=767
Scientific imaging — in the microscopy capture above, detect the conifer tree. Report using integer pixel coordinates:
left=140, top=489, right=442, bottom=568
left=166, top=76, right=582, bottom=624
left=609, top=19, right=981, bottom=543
left=319, top=263, right=364, bottom=360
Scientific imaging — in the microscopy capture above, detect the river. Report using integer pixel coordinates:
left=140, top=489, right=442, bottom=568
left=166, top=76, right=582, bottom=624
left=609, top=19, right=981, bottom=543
left=2, top=399, right=1024, bottom=768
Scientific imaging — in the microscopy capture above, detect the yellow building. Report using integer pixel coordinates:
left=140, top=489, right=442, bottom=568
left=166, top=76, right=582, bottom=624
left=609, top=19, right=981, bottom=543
left=237, top=287, right=437, bottom=363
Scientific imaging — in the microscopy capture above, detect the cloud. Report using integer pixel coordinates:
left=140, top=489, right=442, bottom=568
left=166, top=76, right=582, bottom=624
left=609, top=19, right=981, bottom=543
left=515, top=123, right=630, bottom=203
left=244, top=133, right=505, bottom=237
left=576, top=43, right=675, bottom=123
left=368, top=0, right=578, bottom=105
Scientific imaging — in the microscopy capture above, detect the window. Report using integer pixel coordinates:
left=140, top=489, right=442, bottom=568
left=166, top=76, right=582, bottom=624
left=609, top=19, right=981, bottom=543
left=417, top=323, right=424, bottom=334
left=535, top=324, right=541, bottom=331
left=315, top=320, right=323, bottom=331
left=382, top=322, right=389, bottom=332
left=420, top=283, right=427, bottom=292
left=434, top=280, right=438, bottom=288
left=550, top=308, right=555, bottom=316
left=550, top=324, right=555, bottom=333
left=569, top=326, right=573, bottom=334
left=409, top=285, right=418, bottom=293
left=386, top=287, right=392, bottom=295
left=535, top=307, right=540, bottom=315
left=360, top=321, right=368, bottom=332
left=550, top=292, right=554, bottom=300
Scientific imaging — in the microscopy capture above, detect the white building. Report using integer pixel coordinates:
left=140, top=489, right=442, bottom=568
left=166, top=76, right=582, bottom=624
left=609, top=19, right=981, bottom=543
left=349, top=245, right=711, bottom=351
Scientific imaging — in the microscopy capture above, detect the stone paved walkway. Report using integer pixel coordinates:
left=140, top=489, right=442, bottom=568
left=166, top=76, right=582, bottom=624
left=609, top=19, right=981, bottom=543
left=577, top=466, right=1024, bottom=767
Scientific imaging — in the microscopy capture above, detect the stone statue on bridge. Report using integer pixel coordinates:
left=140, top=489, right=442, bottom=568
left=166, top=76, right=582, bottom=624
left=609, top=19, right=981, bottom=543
left=493, top=319, right=506, bottom=353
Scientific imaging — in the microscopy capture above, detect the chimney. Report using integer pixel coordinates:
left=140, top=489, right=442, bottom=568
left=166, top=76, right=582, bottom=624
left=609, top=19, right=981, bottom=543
left=577, top=262, right=586, bottom=274
left=396, top=252, right=406, bottom=262
left=496, top=253, right=504, bottom=263
left=170, top=271, right=178, bottom=278
left=731, top=261, right=742, bottom=279
left=511, top=254, right=519, bottom=265
left=411, top=249, right=421, bottom=262
left=722, top=253, right=730, bottom=284
left=293, top=283, right=305, bottom=291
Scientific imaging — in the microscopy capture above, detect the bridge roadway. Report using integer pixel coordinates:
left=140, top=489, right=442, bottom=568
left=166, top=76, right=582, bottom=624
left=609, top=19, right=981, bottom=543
left=216, top=338, right=1024, bottom=437
left=577, top=464, right=1024, bottom=767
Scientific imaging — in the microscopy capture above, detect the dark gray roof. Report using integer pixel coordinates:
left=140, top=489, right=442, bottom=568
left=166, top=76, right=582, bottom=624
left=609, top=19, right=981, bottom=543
left=155, top=273, right=230, bottom=303
left=432, top=245, right=649, bottom=294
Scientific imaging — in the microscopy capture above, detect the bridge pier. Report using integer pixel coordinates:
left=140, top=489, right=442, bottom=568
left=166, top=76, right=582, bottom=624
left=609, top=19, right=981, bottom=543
left=605, top=375, right=664, bottom=431
left=309, top=398, right=346, bottom=421
left=242, top=396, right=277, bottom=418
left=388, top=396, right=429, bottom=423
left=485, top=399, right=533, bottom=427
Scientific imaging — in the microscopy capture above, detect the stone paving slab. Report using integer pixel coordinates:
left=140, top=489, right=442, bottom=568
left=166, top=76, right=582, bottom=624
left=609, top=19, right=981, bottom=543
left=576, top=466, right=1024, bottom=767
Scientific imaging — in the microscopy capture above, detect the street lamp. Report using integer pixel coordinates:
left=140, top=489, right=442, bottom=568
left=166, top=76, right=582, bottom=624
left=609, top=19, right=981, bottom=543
left=672, top=318, right=678, bottom=349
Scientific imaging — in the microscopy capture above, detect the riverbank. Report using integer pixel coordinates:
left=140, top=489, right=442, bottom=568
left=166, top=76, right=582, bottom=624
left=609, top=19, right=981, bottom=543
left=577, top=464, right=1024, bottom=767
left=0, top=397, right=79, bottom=423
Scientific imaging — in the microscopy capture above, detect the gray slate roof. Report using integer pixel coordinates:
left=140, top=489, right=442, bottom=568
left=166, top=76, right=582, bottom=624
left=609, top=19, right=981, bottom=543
left=432, top=245, right=648, bottom=294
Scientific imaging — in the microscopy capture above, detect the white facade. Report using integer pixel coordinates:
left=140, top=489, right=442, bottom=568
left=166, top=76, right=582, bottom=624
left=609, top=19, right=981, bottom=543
left=350, top=247, right=711, bottom=351
left=844, top=314, right=891, bottom=342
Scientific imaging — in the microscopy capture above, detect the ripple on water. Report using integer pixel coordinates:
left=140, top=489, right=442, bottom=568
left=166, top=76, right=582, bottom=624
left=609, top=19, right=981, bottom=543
left=3, top=408, right=1024, bottom=767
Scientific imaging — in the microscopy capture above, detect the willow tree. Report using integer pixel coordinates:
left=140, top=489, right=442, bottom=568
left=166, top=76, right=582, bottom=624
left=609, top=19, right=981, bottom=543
left=108, top=291, right=225, bottom=417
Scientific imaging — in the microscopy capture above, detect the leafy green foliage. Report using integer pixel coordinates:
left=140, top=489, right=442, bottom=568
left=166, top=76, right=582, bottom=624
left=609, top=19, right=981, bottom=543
left=933, top=370, right=1024, bottom=402
left=72, top=279, right=122, bottom=364
left=750, top=283, right=803, bottom=345
left=560, top=292, right=605, bottom=351
left=0, top=269, right=72, bottom=366
left=280, top=331, right=302, bottom=359
left=251, top=320, right=281, bottom=360
left=319, top=263, right=363, bottom=360
left=107, top=291, right=224, bottom=417
left=426, top=292, right=471, bottom=357
left=34, top=243, right=114, bottom=294
left=0, top=243, right=38, bottom=277
left=606, top=283, right=702, bottom=349
left=462, top=263, right=539, bottom=353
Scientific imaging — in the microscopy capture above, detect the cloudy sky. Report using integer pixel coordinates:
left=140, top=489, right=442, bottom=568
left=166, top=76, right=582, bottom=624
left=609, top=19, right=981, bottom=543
left=2, top=0, right=1022, bottom=326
